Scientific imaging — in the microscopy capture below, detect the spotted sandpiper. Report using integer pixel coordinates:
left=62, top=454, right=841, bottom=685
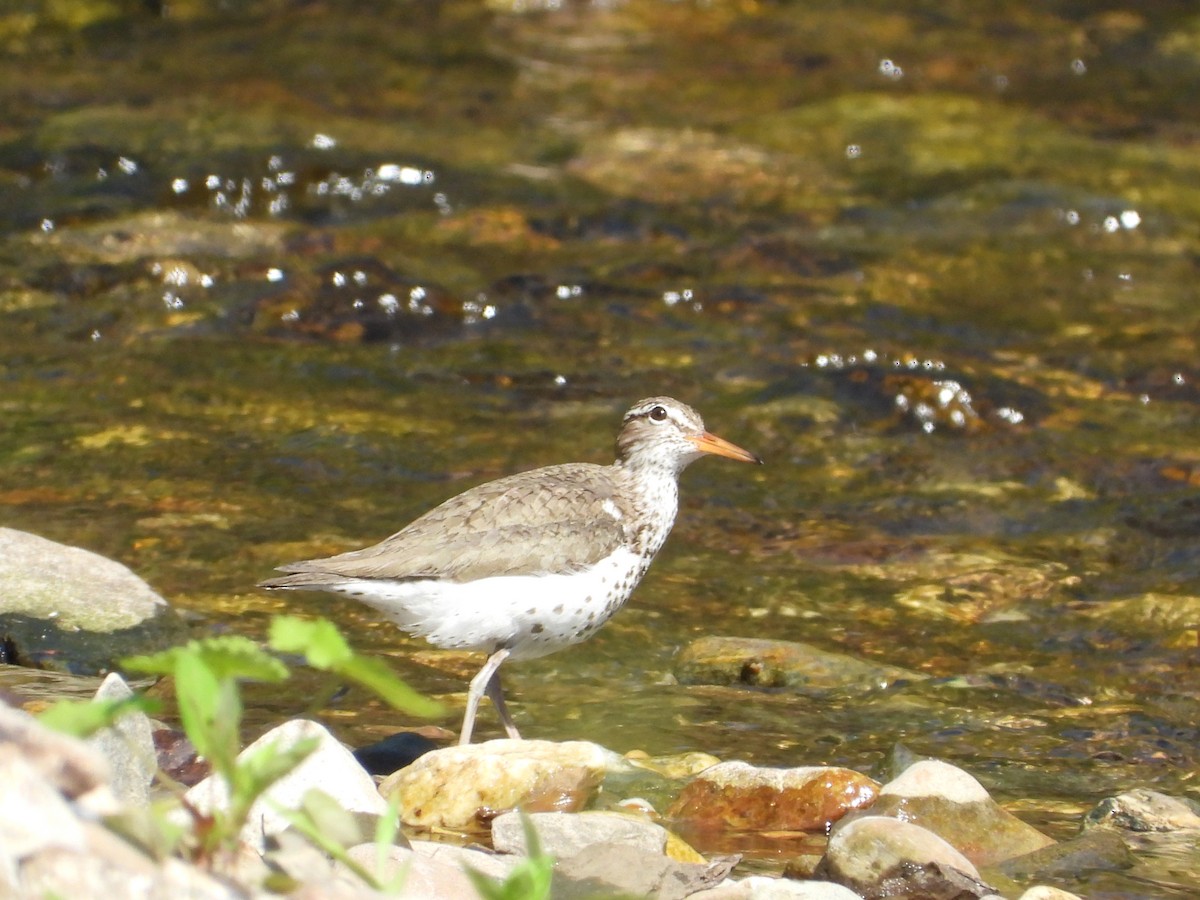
left=260, top=397, right=761, bottom=744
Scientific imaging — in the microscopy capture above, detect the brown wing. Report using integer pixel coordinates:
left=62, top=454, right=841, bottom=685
left=267, top=463, right=632, bottom=584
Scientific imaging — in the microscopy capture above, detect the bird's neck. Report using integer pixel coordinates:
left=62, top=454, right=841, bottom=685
left=615, top=458, right=682, bottom=559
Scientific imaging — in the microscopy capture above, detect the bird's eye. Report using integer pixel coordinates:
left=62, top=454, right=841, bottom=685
left=649, top=405, right=668, bottom=423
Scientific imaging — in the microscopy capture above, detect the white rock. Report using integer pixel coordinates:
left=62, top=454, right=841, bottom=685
left=881, top=759, right=990, bottom=803
left=1017, top=888, right=1085, bottom=900
left=185, top=719, right=386, bottom=850
left=736, top=875, right=865, bottom=898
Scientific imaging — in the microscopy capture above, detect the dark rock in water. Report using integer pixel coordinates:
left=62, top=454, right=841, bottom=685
left=352, top=731, right=438, bottom=776
left=989, top=828, right=1135, bottom=882
left=0, top=528, right=188, bottom=676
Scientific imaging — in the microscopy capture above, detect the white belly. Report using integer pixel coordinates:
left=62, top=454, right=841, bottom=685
left=325, top=547, right=648, bottom=660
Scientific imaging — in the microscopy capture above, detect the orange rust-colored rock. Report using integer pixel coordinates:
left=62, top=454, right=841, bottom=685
left=667, top=761, right=879, bottom=832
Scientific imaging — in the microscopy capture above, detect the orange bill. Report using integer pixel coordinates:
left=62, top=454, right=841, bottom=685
left=688, top=431, right=763, bottom=465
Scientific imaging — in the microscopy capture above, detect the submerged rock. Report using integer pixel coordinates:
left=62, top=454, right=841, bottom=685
left=675, top=635, right=922, bottom=693
left=0, top=528, right=187, bottom=675
left=989, top=828, right=1135, bottom=883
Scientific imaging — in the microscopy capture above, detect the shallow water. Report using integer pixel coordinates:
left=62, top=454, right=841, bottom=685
left=1, top=1, right=1198, bottom=894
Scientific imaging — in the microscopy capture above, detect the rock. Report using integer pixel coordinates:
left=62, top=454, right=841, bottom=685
left=553, top=841, right=737, bottom=900
left=19, top=822, right=240, bottom=900
left=675, top=636, right=922, bottom=693
left=185, top=718, right=387, bottom=851
left=689, top=876, right=866, bottom=899
left=1083, top=788, right=1200, bottom=832
left=1016, top=887, right=1085, bottom=900
left=626, top=749, right=724, bottom=779
left=380, top=739, right=627, bottom=830
left=0, top=750, right=89, bottom=859
left=668, top=760, right=879, bottom=832
left=409, top=838, right=520, bottom=881
left=1082, top=593, right=1200, bottom=643
left=865, top=759, right=1055, bottom=865
left=492, top=809, right=668, bottom=859
left=343, top=841, right=517, bottom=898
left=86, top=673, right=156, bottom=807
left=989, top=828, right=1135, bottom=882
left=0, top=699, right=112, bottom=802
left=0, top=527, right=186, bottom=674
left=816, top=815, right=995, bottom=898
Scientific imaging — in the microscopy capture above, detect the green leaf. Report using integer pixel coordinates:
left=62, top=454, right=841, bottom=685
left=335, top=654, right=444, bottom=717
left=38, top=695, right=159, bottom=739
left=269, top=616, right=443, bottom=718
left=124, top=635, right=289, bottom=683
left=268, top=616, right=351, bottom=668
left=277, top=787, right=388, bottom=890
left=174, top=651, right=241, bottom=776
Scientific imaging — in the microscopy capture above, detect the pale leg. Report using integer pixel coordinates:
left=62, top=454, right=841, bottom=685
left=485, top=667, right=522, bottom=740
left=460, top=647, right=512, bottom=745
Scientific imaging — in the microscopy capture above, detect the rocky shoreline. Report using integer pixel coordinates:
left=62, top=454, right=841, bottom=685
left=5, top=675, right=1199, bottom=899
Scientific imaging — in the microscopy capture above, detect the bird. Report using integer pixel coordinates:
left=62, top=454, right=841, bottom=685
left=259, top=396, right=762, bottom=744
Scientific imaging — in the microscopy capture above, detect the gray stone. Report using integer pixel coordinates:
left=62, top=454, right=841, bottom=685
left=409, top=839, right=520, bottom=881
left=0, top=528, right=169, bottom=630
left=553, top=842, right=737, bottom=900
left=344, top=842, right=491, bottom=899
left=86, top=672, right=157, bottom=808
left=0, top=528, right=186, bottom=673
left=491, top=809, right=668, bottom=858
